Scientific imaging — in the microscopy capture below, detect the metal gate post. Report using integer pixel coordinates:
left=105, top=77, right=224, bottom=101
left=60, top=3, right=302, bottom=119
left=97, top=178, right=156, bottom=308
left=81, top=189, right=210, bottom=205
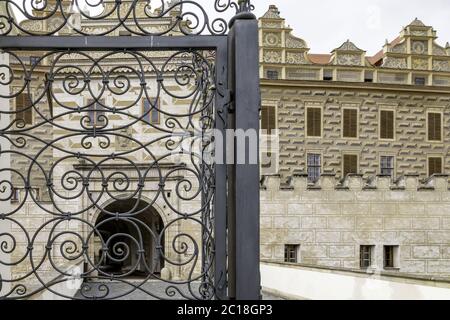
left=228, top=11, right=261, bottom=300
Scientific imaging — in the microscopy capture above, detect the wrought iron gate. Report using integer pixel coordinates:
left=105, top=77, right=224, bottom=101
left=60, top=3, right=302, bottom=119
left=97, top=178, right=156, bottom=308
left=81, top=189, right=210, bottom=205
left=0, top=0, right=260, bottom=300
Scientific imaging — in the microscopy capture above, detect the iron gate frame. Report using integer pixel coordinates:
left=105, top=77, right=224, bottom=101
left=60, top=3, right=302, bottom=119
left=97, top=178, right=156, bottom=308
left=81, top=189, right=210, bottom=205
left=0, top=1, right=260, bottom=300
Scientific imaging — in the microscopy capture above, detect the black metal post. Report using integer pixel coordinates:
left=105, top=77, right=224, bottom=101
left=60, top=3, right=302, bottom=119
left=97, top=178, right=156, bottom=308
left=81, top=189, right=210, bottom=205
left=228, top=16, right=261, bottom=300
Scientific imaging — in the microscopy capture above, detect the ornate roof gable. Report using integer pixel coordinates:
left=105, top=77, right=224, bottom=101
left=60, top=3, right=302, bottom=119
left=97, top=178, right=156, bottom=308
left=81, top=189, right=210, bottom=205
left=333, top=40, right=365, bottom=52
left=262, top=5, right=282, bottom=19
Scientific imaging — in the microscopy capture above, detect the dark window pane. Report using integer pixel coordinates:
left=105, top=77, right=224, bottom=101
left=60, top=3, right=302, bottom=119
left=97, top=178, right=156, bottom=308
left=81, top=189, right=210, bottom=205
left=307, top=154, right=321, bottom=183
left=380, top=110, right=394, bottom=140
left=267, top=70, right=279, bottom=80
left=261, top=105, right=276, bottom=135
left=428, top=113, right=442, bottom=141
left=307, top=108, right=321, bottom=137
left=343, top=154, right=358, bottom=177
left=380, top=156, right=394, bottom=177
left=143, top=98, right=160, bottom=125
left=428, top=157, right=443, bottom=176
left=343, top=109, right=358, bottom=138
left=15, top=93, right=33, bottom=125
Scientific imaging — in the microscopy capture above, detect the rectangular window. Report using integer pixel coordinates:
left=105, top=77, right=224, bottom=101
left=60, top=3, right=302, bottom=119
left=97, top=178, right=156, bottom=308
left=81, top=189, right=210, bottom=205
left=143, top=98, right=160, bottom=125
left=428, top=157, right=443, bottom=176
left=364, top=71, right=374, bottom=83
left=323, top=69, right=333, bottom=81
left=11, top=187, right=20, bottom=202
left=284, top=245, right=299, bottom=263
left=15, top=93, right=33, bottom=125
left=343, top=154, right=358, bottom=177
left=414, top=77, right=426, bottom=86
left=306, top=107, right=322, bottom=137
left=261, top=105, right=276, bottom=135
left=380, top=156, right=395, bottom=178
left=360, top=245, right=374, bottom=269
left=384, top=246, right=398, bottom=269
left=266, top=70, right=279, bottom=80
left=428, top=112, right=442, bottom=142
left=307, top=154, right=321, bottom=183
left=343, top=108, right=358, bottom=138
left=380, top=110, right=395, bottom=140
left=87, top=99, right=106, bottom=128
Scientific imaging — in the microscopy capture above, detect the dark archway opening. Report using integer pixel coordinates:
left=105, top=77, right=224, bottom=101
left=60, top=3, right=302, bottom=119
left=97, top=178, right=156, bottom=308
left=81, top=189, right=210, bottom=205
left=94, top=199, right=165, bottom=277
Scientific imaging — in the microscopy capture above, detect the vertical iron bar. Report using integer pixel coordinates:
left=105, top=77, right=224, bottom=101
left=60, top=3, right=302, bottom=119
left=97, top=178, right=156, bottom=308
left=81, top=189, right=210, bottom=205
left=228, top=17, right=261, bottom=300
left=214, top=41, right=229, bottom=300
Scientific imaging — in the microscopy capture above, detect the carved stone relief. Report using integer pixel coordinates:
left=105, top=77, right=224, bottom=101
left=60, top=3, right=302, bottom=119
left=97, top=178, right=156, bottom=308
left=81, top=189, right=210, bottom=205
left=264, top=50, right=282, bottom=63
left=382, top=57, right=408, bottom=69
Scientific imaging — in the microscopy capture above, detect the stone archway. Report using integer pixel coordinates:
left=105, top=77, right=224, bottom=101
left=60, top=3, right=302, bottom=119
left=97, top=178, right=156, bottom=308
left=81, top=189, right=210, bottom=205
left=93, top=199, right=165, bottom=277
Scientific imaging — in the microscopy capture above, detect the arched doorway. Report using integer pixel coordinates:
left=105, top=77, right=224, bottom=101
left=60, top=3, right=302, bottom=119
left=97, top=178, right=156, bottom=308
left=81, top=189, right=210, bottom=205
left=93, top=199, right=165, bottom=277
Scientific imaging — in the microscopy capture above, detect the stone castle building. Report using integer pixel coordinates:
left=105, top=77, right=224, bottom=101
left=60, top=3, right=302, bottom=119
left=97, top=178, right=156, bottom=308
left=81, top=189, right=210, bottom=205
left=2, top=2, right=450, bottom=300
left=259, top=5, right=450, bottom=278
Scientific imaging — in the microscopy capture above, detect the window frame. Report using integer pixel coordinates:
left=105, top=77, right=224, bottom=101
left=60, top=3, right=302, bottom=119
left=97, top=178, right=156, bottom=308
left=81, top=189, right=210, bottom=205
left=260, top=104, right=278, bottom=136
left=383, top=245, right=399, bottom=269
left=266, top=69, right=279, bottom=80
left=360, top=245, right=374, bottom=269
left=284, top=244, right=300, bottom=264
left=426, top=110, right=444, bottom=143
left=306, top=152, right=322, bottom=184
left=306, top=105, right=323, bottom=138
left=342, top=107, right=359, bottom=139
left=15, top=92, right=34, bottom=125
left=142, top=97, right=161, bottom=125
left=427, top=155, right=444, bottom=177
left=379, top=108, right=396, bottom=141
left=86, top=98, right=107, bottom=128
left=379, top=155, right=396, bottom=179
left=342, top=153, right=359, bottom=177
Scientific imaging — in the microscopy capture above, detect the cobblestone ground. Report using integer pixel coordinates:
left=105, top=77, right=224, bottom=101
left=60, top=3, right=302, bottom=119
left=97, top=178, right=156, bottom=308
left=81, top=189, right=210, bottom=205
left=74, top=281, right=283, bottom=300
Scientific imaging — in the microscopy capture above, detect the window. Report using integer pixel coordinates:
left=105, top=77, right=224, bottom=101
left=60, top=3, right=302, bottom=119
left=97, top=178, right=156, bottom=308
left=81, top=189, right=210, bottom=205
left=30, top=56, right=40, bottom=66
left=380, top=156, right=395, bottom=178
left=307, top=154, right=321, bottom=183
left=11, top=188, right=20, bottom=202
left=284, top=245, right=299, bottom=263
left=414, top=77, right=426, bottom=86
left=323, top=69, right=333, bottom=81
left=428, top=157, right=443, bottom=176
left=343, top=108, right=358, bottom=138
left=380, top=110, right=394, bottom=140
left=10, top=187, right=40, bottom=202
left=143, top=98, right=160, bottom=125
left=87, top=99, right=106, bottom=128
left=360, top=245, right=374, bottom=269
left=428, top=112, right=442, bottom=142
left=343, top=154, right=358, bottom=177
left=261, top=105, right=276, bottom=135
left=306, top=107, right=321, bottom=137
left=15, top=93, right=33, bottom=125
left=266, top=70, right=279, bottom=80
left=384, top=246, right=399, bottom=269
left=364, top=71, right=374, bottom=83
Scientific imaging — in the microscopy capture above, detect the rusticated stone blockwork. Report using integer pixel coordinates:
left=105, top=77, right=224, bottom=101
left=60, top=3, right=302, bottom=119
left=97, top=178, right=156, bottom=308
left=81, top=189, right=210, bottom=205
left=261, top=175, right=450, bottom=277
left=261, top=85, right=450, bottom=181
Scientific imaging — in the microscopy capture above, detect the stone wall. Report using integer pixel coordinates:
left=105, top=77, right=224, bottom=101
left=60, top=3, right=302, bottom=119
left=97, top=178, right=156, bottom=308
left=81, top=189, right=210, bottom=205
left=261, top=174, right=450, bottom=278
left=261, top=83, right=450, bottom=181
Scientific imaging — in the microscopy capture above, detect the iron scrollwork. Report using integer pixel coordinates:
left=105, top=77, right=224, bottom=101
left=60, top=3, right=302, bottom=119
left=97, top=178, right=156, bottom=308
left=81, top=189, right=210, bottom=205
left=0, top=47, right=221, bottom=299
left=0, top=0, right=254, bottom=36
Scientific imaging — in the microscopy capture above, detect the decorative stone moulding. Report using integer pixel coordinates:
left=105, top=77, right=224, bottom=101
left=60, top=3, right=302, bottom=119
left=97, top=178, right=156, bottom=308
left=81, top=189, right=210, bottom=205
left=261, top=174, right=450, bottom=192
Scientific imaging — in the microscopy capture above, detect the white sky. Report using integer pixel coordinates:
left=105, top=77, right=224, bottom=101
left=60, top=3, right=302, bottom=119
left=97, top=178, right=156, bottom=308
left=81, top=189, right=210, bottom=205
left=246, top=0, right=450, bottom=55
left=11, top=0, right=450, bottom=56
